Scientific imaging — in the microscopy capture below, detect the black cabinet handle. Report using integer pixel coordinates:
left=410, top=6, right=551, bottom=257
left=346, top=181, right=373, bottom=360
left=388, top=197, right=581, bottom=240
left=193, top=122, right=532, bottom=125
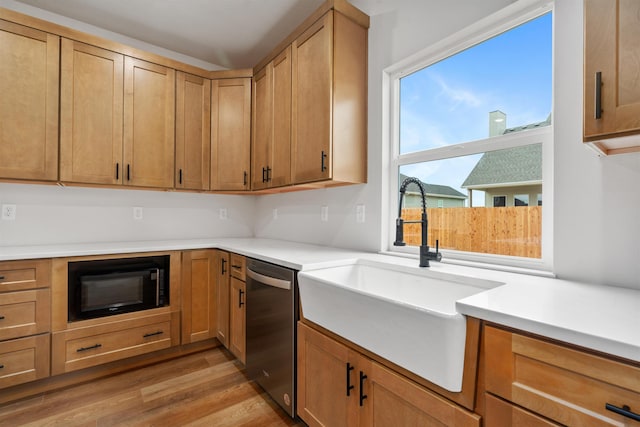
left=0, top=276, right=4, bottom=280
left=143, top=331, right=164, bottom=338
left=221, top=258, right=227, bottom=275
left=359, top=371, right=367, bottom=406
left=239, top=289, right=245, bottom=308
left=595, top=71, right=602, bottom=119
left=262, top=167, right=267, bottom=183
left=0, top=364, right=4, bottom=369
left=243, top=171, right=248, bottom=186
left=0, top=316, right=5, bottom=320
left=606, top=403, right=640, bottom=421
left=115, top=163, right=119, bottom=180
left=346, top=362, right=355, bottom=396
left=179, top=169, right=183, bottom=185
left=77, top=343, right=102, bottom=353
left=321, top=151, right=327, bottom=172
left=127, top=164, right=131, bottom=181
left=267, top=166, right=272, bottom=182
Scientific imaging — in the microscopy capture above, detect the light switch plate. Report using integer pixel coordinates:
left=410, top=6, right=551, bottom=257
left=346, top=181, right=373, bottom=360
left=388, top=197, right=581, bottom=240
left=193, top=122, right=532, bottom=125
left=133, top=207, right=143, bottom=220
left=219, top=208, right=228, bottom=220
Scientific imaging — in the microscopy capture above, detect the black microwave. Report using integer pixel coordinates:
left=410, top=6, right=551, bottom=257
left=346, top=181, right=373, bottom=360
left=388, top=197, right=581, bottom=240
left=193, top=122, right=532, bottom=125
left=68, top=255, right=170, bottom=321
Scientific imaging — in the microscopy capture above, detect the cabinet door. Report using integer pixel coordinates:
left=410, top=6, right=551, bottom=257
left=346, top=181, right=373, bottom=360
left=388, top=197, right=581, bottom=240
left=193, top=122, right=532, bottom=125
left=123, top=57, right=175, bottom=188
left=291, top=12, right=332, bottom=184
left=584, top=0, right=640, bottom=140
left=211, top=78, right=251, bottom=191
left=271, top=46, right=292, bottom=188
left=484, top=394, right=560, bottom=427
left=252, top=65, right=272, bottom=190
left=181, top=250, right=216, bottom=344
left=215, top=250, right=230, bottom=347
left=176, top=72, right=211, bottom=190
left=60, top=39, right=124, bottom=185
left=364, top=361, right=480, bottom=427
left=252, top=47, right=292, bottom=191
left=297, top=322, right=360, bottom=427
left=229, top=276, right=246, bottom=364
left=0, top=21, right=59, bottom=181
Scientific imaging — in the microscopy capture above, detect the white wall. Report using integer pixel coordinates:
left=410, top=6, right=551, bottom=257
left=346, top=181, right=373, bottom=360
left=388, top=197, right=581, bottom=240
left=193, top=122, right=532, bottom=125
left=0, top=184, right=254, bottom=246
left=553, top=0, right=640, bottom=289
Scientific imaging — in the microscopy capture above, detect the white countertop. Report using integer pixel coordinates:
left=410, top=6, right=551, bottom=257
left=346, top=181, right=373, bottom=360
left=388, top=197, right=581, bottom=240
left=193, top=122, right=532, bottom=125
left=1, top=238, right=638, bottom=362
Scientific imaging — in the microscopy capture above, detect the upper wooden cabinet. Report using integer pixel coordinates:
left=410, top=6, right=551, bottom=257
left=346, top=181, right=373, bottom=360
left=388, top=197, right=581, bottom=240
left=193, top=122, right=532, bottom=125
left=176, top=72, right=211, bottom=191
left=210, top=78, right=251, bottom=191
left=0, top=20, right=59, bottom=182
left=584, top=0, right=640, bottom=154
left=60, top=40, right=123, bottom=185
left=60, top=45, right=175, bottom=188
left=291, top=10, right=367, bottom=185
left=123, top=57, right=175, bottom=188
left=252, top=46, right=292, bottom=190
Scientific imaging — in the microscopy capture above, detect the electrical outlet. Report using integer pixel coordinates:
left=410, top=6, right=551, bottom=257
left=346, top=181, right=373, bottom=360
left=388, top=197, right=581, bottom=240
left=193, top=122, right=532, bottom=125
left=133, top=207, right=143, bottom=220
left=321, top=206, right=329, bottom=222
left=219, top=208, right=228, bottom=220
left=272, top=208, right=278, bottom=220
left=1, top=204, right=16, bottom=220
left=356, top=204, right=365, bottom=223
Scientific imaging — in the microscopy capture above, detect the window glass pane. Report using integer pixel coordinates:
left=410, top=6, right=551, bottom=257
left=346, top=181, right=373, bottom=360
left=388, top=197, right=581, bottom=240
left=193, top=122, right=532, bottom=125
left=398, top=143, right=542, bottom=258
left=399, top=12, right=552, bottom=154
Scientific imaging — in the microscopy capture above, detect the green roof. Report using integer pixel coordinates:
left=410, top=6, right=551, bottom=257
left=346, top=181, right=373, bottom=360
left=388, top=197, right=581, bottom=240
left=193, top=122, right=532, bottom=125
left=461, top=143, right=542, bottom=188
left=399, top=174, right=467, bottom=199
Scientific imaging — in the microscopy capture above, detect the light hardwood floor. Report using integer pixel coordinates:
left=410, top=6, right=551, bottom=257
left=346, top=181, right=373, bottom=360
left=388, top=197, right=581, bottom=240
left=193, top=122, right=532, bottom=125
left=0, top=348, right=304, bottom=426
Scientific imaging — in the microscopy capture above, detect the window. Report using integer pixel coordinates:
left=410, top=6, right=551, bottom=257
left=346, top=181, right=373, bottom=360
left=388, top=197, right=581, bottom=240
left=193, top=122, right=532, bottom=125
left=386, top=1, right=553, bottom=270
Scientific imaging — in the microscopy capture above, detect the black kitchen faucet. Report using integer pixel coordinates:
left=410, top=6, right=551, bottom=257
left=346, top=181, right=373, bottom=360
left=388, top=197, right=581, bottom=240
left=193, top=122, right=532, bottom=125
left=394, top=176, right=442, bottom=267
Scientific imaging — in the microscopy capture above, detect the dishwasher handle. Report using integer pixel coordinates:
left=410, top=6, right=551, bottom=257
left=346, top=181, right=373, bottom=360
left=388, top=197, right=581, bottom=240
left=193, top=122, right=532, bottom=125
left=246, top=268, right=291, bottom=290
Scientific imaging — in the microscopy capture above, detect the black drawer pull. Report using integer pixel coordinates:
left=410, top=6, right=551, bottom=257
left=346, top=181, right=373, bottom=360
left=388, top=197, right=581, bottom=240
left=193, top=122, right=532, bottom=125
left=232, top=264, right=242, bottom=269
left=346, top=362, right=354, bottom=396
left=0, top=316, right=5, bottom=320
left=77, top=343, right=102, bottom=352
left=0, top=276, right=5, bottom=280
left=221, top=258, right=227, bottom=275
left=239, top=289, right=245, bottom=308
left=321, top=150, right=327, bottom=172
left=359, top=371, right=368, bottom=406
left=606, top=403, right=640, bottom=421
left=0, top=364, right=4, bottom=369
left=143, top=331, right=164, bottom=338
left=115, top=163, right=119, bottom=180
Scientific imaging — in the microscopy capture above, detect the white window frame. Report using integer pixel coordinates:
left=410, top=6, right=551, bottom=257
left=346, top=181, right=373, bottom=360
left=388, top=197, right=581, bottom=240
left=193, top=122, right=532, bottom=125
left=381, top=0, right=554, bottom=273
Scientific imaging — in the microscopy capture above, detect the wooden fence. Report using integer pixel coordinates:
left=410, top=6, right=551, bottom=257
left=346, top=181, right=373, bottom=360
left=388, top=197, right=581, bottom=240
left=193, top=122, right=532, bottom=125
left=401, top=206, right=542, bottom=258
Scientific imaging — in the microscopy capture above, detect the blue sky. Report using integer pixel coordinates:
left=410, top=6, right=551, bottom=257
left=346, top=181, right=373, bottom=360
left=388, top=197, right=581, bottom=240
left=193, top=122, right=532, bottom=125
left=399, top=12, right=552, bottom=203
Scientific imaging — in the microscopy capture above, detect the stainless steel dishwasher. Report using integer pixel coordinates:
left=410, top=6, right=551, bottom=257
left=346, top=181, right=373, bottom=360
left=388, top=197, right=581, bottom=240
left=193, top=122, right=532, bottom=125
left=245, top=258, right=298, bottom=418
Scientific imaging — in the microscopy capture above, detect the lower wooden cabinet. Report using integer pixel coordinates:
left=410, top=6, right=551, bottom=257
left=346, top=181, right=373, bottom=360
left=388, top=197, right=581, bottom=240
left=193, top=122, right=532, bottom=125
left=0, top=334, right=50, bottom=389
left=297, top=322, right=480, bottom=427
left=484, top=325, right=640, bottom=426
left=215, top=250, right=230, bottom=347
left=484, top=393, right=560, bottom=427
left=229, top=276, right=246, bottom=364
left=51, top=311, right=179, bottom=375
left=181, top=250, right=217, bottom=344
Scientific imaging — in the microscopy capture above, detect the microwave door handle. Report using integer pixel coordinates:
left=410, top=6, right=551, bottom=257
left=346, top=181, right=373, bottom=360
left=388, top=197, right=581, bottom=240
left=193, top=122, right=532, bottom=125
left=154, top=268, right=160, bottom=306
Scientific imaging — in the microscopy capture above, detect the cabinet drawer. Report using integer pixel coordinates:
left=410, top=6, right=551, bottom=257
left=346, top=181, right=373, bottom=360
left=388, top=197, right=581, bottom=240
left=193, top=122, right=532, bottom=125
left=230, top=253, right=246, bottom=281
left=52, top=313, right=177, bottom=374
left=0, top=289, right=51, bottom=340
left=0, top=259, right=51, bottom=292
left=485, top=326, right=640, bottom=426
left=0, top=334, right=50, bottom=389
left=484, top=393, right=560, bottom=427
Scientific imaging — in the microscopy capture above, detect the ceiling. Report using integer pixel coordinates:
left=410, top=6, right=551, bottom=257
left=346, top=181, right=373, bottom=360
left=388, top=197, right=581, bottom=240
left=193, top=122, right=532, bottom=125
left=12, top=0, right=385, bottom=70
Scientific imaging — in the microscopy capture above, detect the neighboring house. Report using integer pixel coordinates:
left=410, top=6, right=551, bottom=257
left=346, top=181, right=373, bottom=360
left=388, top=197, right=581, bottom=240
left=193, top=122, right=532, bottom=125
left=461, top=111, right=549, bottom=207
left=399, top=174, right=467, bottom=208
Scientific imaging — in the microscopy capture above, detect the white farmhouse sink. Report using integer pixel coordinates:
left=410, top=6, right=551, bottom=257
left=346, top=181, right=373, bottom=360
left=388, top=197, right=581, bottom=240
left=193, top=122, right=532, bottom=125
left=297, top=258, right=502, bottom=392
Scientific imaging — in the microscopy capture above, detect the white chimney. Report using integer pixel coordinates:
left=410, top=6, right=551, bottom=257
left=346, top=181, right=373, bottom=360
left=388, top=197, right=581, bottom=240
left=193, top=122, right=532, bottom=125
left=489, top=110, right=506, bottom=137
